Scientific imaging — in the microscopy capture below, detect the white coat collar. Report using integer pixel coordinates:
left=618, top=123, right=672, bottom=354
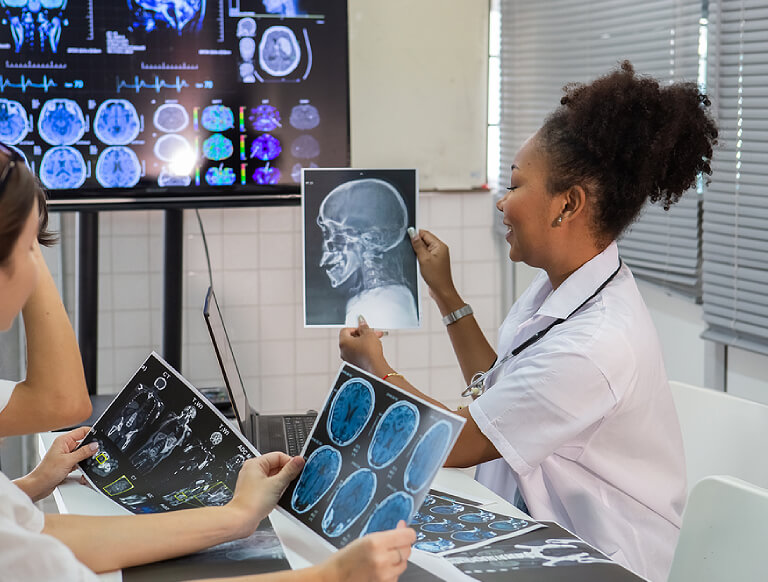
left=535, top=242, right=621, bottom=320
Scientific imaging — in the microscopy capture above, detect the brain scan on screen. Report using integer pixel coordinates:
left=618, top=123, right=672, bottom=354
left=326, top=378, right=374, bottom=447
left=154, top=133, right=193, bottom=162
left=39, top=145, right=86, bottom=189
left=236, top=17, right=256, bottom=37
left=2, top=0, right=68, bottom=53
left=360, top=491, right=413, bottom=537
left=0, top=99, right=29, bottom=144
left=249, top=105, right=281, bottom=132
left=259, top=25, right=300, bottom=76
left=96, top=146, right=141, bottom=188
left=289, top=104, right=319, bottom=130
left=129, top=0, right=206, bottom=35
left=203, top=133, right=233, bottom=161
left=367, top=401, right=419, bottom=469
left=38, top=98, right=86, bottom=145
left=205, top=164, right=236, bottom=186
left=321, top=468, right=376, bottom=538
left=94, top=99, right=141, bottom=145
left=291, top=445, right=341, bottom=514
left=201, top=104, right=234, bottom=132
left=404, top=420, right=453, bottom=494
left=249, top=133, right=281, bottom=161
left=158, top=166, right=192, bottom=187
left=290, top=134, right=319, bottom=159
left=252, top=165, right=280, bottom=185
left=153, top=103, right=189, bottom=133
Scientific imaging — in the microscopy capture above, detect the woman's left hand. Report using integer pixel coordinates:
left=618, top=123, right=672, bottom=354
left=339, top=315, right=391, bottom=375
left=15, top=426, right=99, bottom=502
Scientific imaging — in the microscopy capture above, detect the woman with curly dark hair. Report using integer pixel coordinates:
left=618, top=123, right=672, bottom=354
left=339, top=61, right=718, bottom=582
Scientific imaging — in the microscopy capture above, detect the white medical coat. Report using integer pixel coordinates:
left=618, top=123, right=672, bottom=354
left=469, top=242, right=686, bottom=582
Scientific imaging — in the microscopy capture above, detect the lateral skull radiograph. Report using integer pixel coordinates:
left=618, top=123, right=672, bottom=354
left=278, top=363, right=464, bottom=550
left=303, top=169, right=420, bottom=329
left=79, top=353, right=258, bottom=514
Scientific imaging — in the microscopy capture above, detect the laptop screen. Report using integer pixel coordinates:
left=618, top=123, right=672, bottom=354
left=203, top=286, right=254, bottom=437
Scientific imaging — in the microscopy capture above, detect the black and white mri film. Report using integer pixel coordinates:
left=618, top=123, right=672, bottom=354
left=79, top=352, right=256, bottom=514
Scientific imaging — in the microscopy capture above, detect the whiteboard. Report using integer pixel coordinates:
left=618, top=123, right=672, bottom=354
left=348, top=0, right=489, bottom=191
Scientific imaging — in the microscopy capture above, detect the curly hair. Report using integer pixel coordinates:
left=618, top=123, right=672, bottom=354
left=538, top=61, right=718, bottom=242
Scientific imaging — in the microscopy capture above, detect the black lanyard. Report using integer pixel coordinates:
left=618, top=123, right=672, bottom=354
left=462, top=259, right=624, bottom=397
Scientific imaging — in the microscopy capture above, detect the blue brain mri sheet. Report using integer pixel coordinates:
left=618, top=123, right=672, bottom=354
left=409, top=490, right=542, bottom=558
left=278, top=362, right=465, bottom=550
left=0, top=1, right=349, bottom=197
left=78, top=352, right=260, bottom=515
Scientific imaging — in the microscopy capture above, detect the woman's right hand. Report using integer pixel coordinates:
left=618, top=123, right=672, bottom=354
left=317, top=522, right=416, bottom=582
left=409, top=229, right=459, bottom=307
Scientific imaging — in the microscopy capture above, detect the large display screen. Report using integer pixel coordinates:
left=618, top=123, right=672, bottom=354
left=0, top=1, right=349, bottom=208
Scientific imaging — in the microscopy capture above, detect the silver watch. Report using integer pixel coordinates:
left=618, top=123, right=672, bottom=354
left=442, top=304, right=473, bottom=326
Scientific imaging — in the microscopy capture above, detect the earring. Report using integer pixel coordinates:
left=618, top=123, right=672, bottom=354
left=556, top=216, right=563, bottom=225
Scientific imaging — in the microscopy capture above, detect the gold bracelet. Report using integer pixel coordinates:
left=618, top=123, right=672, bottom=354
left=382, top=372, right=404, bottom=381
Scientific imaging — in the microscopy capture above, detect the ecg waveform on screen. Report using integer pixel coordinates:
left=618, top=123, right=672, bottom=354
left=5, top=61, right=67, bottom=70
left=0, top=75, right=57, bottom=93
left=140, top=63, right=200, bottom=71
left=116, top=75, right=190, bottom=93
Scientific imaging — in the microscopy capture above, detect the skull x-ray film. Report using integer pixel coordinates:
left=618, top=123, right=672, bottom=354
left=78, top=352, right=259, bottom=514
left=302, top=168, right=420, bottom=328
left=0, top=1, right=349, bottom=207
left=277, top=362, right=465, bottom=550
left=443, top=521, right=645, bottom=582
left=410, top=490, right=542, bottom=557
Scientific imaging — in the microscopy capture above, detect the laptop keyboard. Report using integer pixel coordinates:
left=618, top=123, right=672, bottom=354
left=284, top=415, right=317, bottom=456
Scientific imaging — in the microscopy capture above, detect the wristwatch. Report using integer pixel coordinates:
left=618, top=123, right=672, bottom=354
left=442, top=304, right=473, bottom=326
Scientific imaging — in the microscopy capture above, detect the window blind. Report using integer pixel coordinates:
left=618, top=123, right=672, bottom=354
left=702, top=0, right=768, bottom=353
left=499, top=0, right=702, bottom=296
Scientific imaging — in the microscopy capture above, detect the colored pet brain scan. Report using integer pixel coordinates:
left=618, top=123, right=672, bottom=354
left=203, top=133, right=233, bottom=161
left=94, top=100, right=141, bottom=145
left=2, top=2, right=349, bottom=200
left=201, top=104, right=234, bottom=132
left=0, top=99, right=29, bottom=144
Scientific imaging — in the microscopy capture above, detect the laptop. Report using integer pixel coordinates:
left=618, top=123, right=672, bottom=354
left=203, top=286, right=317, bottom=456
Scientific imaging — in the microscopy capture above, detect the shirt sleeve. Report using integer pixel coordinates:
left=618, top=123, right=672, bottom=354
left=469, top=347, right=618, bottom=476
left=0, top=379, right=17, bottom=414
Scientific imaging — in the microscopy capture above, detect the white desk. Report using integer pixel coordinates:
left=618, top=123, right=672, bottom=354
left=38, top=432, right=527, bottom=581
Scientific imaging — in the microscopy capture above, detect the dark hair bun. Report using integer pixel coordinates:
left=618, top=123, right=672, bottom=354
left=541, top=60, right=718, bottom=240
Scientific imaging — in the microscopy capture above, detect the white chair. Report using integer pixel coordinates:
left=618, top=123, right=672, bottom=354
left=667, top=475, right=768, bottom=582
left=669, top=380, right=768, bottom=491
